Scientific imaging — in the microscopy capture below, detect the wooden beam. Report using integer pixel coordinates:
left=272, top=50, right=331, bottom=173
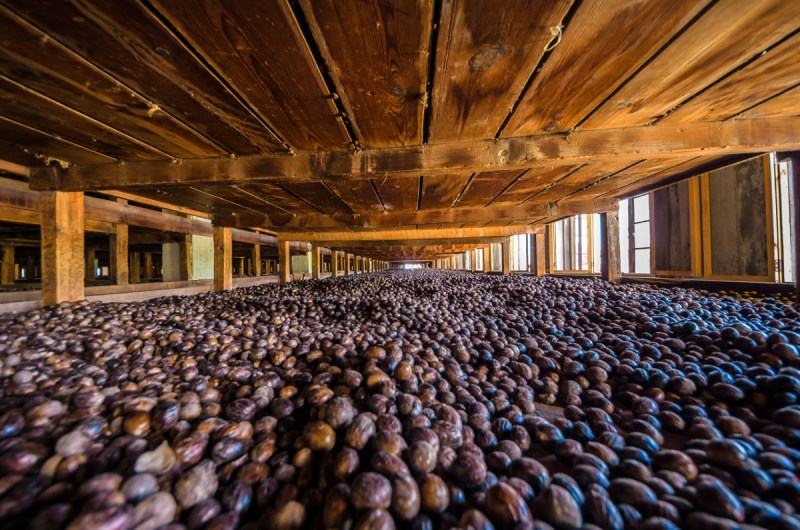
left=213, top=227, right=232, bottom=291
left=29, top=118, right=800, bottom=191
left=1, top=244, right=14, bottom=284
left=332, top=250, right=340, bottom=277
left=40, top=191, right=83, bottom=306
left=315, top=236, right=512, bottom=249
left=502, top=239, right=511, bottom=276
left=278, top=239, right=291, bottom=283
left=311, top=244, right=321, bottom=280
left=98, top=190, right=210, bottom=218
left=212, top=197, right=617, bottom=229
left=600, top=211, right=622, bottom=283
left=0, top=159, right=27, bottom=175
left=533, top=232, right=546, bottom=277
left=251, top=242, right=260, bottom=277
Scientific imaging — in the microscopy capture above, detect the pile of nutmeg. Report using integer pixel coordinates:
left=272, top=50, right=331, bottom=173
left=0, top=270, right=798, bottom=530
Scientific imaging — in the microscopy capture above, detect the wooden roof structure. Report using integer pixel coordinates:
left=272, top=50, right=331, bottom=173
left=1, top=0, right=799, bottom=261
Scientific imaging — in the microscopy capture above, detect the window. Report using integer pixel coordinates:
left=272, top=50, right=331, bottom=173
left=475, top=248, right=484, bottom=271
left=774, top=156, right=795, bottom=283
left=403, top=263, right=422, bottom=270
left=619, top=194, right=651, bottom=274
left=511, top=234, right=530, bottom=271
left=551, top=214, right=597, bottom=272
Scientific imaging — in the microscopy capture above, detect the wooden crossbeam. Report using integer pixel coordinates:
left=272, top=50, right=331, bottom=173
left=314, top=237, right=511, bottom=249
left=28, top=117, right=799, bottom=191
left=213, top=197, right=617, bottom=230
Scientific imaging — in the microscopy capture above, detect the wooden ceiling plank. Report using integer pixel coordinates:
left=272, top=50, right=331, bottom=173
left=582, top=0, right=800, bottom=130
left=737, top=84, right=800, bottom=120
left=317, top=236, right=508, bottom=248
left=429, top=0, right=573, bottom=142
left=8, top=0, right=284, bottom=154
left=501, top=0, right=710, bottom=137
left=298, top=0, right=433, bottom=147
left=571, top=157, right=697, bottom=200
left=280, top=182, right=355, bottom=215
left=535, top=160, right=642, bottom=203
left=373, top=175, right=420, bottom=212
left=237, top=183, right=321, bottom=215
left=0, top=5, right=223, bottom=159
left=31, top=116, right=800, bottom=191
left=455, top=170, right=522, bottom=207
left=0, top=75, right=168, bottom=161
left=278, top=225, right=533, bottom=242
left=419, top=173, right=471, bottom=210
left=149, top=0, right=350, bottom=151
left=0, top=115, right=115, bottom=165
left=215, top=197, right=617, bottom=230
left=662, top=32, right=800, bottom=123
left=490, top=165, right=579, bottom=205
left=326, top=180, right=386, bottom=214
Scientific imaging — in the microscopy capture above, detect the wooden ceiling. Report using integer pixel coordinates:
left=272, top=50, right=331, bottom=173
left=1, top=0, right=799, bottom=261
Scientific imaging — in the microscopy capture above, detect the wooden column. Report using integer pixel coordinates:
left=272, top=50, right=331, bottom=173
left=311, top=243, right=321, bottom=280
left=130, top=252, right=141, bottom=284
left=85, top=248, right=96, bottom=282
left=109, top=224, right=129, bottom=285
left=213, top=226, right=233, bottom=291
left=332, top=251, right=339, bottom=276
left=533, top=232, right=546, bottom=277
left=251, top=243, right=261, bottom=276
left=471, top=249, right=477, bottom=272
left=40, top=191, right=84, bottom=306
left=483, top=246, right=491, bottom=272
left=144, top=253, right=154, bottom=282
left=1, top=244, right=14, bottom=284
left=344, top=253, right=351, bottom=274
left=278, top=239, right=291, bottom=283
left=501, top=239, right=511, bottom=276
left=180, top=235, right=192, bottom=281
left=600, top=211, right=622, bottom=284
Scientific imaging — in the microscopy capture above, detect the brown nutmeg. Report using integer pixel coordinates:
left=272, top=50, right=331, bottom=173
left=351, top=472, right=392, bottom=511
left=304, top=421, right=336, bottom=451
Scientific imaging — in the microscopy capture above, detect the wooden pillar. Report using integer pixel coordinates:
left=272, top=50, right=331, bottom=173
left=533, top=232, right=546, bottom=277
left=311, top=243, right=321, bottom=280
left=502, top=238, right=511, bottom=276
left=40, top=191, right=84, bottom=306
left=483, top=246, right=491, bottom=272
left=600, top=211, right=622, bottom=284
left=278, top=239, right=291, bottom=283
left=471, top=249, right=477, bottom=272
left=109, top=224, right=129, bottom=285
left=1, top=244, right=14, bottom=284
left=332, top=251, right=339, bottom=276
left=143, top=252, right=154, bottom=282
left=85, top=248, right=96, bottom=282
left=213, top=226, right=233, bottom=291
left=344, top=253, right=351, bottom=274
left=130, top=252, right=141, bottom=284
left=251, top=243, right=261, bottom=277
left=180, top=235, right=192, bottom=281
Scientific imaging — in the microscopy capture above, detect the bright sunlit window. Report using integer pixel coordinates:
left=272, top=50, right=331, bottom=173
left=403, top=263, right=423, bottom=270
left=510, top=234, right=530, bottom=271
left=552, top=214, right=593, bottom=272
left=619, top=194, right=651, bottom=274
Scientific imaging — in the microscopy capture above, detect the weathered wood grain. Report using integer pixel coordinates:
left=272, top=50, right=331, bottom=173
left=40, top=191, right=84, bottom=305
left=0, top=75, right=166, bottom=160
left=502, top=0, right=709, bottom=136
left=584, top=0, right=800, bottom=129
left=419, top=174, right=471, bottom=210
left=212, top=226, right=232, bottom=291
left=150, top=0, right=350, bottom=150
left=0, top=5, right=224, bottom=159
left=280, top=182, right=354, bottom=215
left=600, top=210, right=621, bottom=283
left=662, top=33, right=800, bottom=123
left=237, top=183, right=321, bottom=215
left=298, top=0, right=433, bottom=147
left=327, top=180, right=385, bottom=214
left=535, top=160, right=641, bottom=203
left=429, top=0, right=572, bottom=142
left=573, top=158, right=695, bottom=199
left=373, top=175, right=420, bottom=212
left=738, top=85, right=800, bottom=119
left=455, top=170, right=520, bottom=208
left=491, top=166, right=579, bottom=205
left=31, top=117, right=800, bottom=190
left=7, top=0, right=283, bottom=153
left=0, top=116, right=114, bottom=165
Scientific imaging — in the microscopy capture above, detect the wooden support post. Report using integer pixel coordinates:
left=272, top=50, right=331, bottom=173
left=471, top=249, right=477, bottom=272
left=40, top=191, right=84, bottom=306
left=85, top=248, right=96, bottom=282
left=278, top=239, right=291, bottom=283
left=1, top=244, right=14, bottom=284
left=600, top=211, right=622, bottom=284
left=213, top=226, right=233, bottom=291
left=130, top=252, right=141, bottom=284
left=109, top=224, right=129, bottom=285
left=332, top=251, right=339, bottom=276
left=533, top=232, right=546, bottom=277
left=344, top=253, right=351, bottom=274
left=311, top=244, right=321, bottom=280
left=144, top=252, right=154, bottom=282
left=502, top=239, right=511, bottom=276
left=180, top=235, right=192, bottom=281
left=483, top=246, right=491, bottom=272
left=251, top=243, right=260, bottom=276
